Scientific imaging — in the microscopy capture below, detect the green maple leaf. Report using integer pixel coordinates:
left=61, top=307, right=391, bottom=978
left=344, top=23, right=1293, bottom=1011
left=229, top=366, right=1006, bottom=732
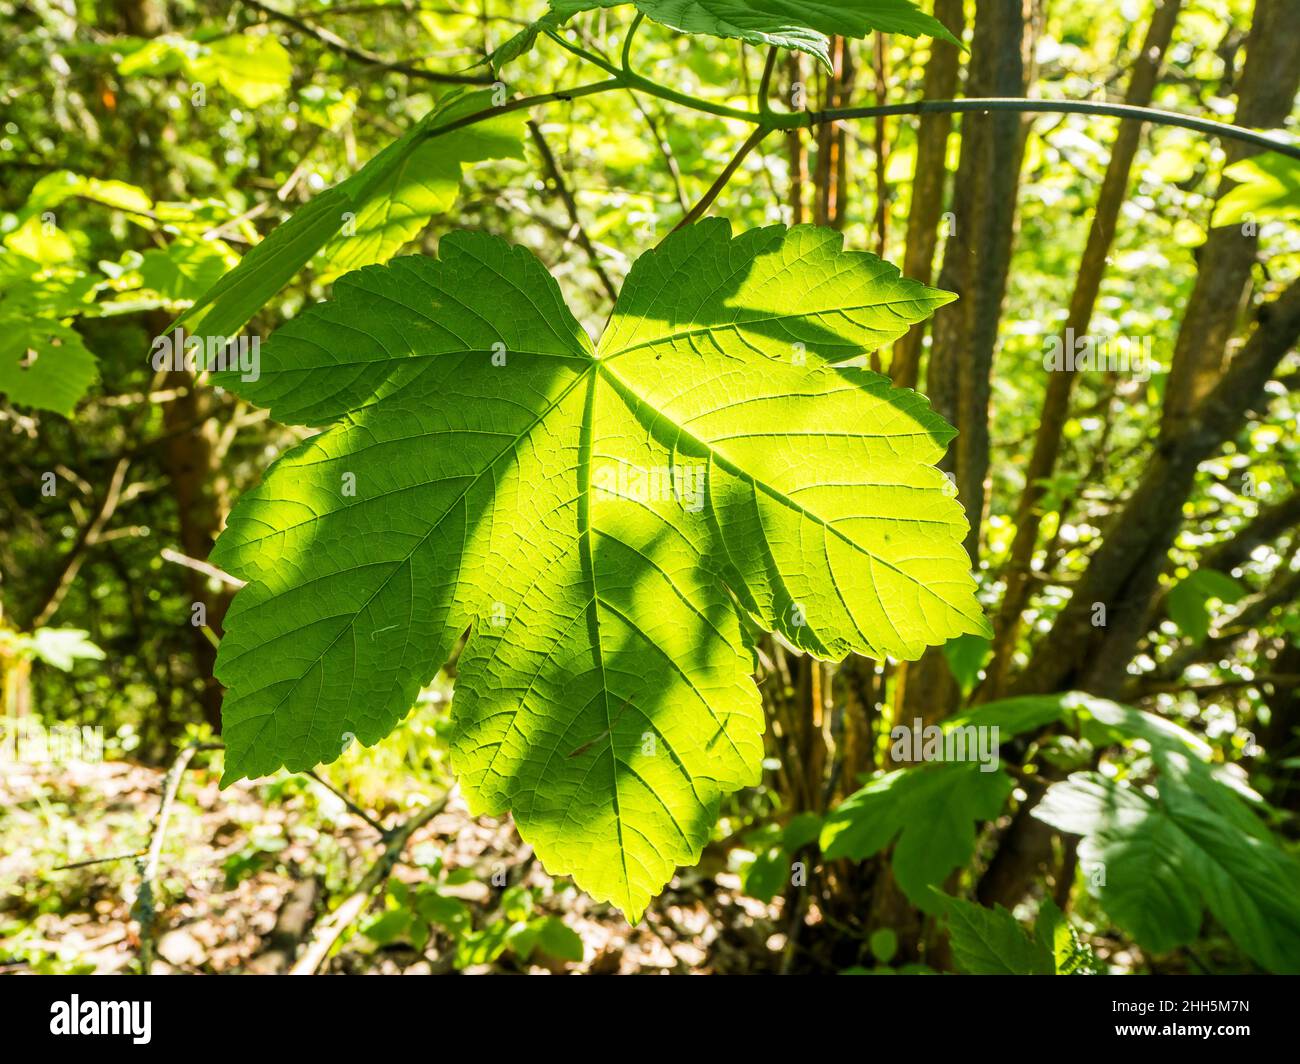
left=212, top=220, right=986, bottom=918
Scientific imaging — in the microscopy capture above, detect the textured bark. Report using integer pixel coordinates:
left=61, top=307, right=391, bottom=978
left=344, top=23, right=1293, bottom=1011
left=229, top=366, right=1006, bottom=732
left=895, top=0, right=1032, bottom=724
left=870, top=32, right=890, bottom=257
left=159, top=356, right=229, bottom=730
left=786, top=55, right=808, bottom=225
left=1161, top=0, right=1300, bottom=437
left=813, top=37, right=857, bottom=230
left=929, top=0, right=1030, bottom=564
left=832, top=653, right=879, bottom=797
left=984, top=0, right=1184, bottom=699
left=890, top=0, right=965, bottom=390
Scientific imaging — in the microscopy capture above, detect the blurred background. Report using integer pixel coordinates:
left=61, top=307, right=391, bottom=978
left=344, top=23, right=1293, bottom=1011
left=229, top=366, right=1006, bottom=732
left=2, top=0, right=1298, bottom=974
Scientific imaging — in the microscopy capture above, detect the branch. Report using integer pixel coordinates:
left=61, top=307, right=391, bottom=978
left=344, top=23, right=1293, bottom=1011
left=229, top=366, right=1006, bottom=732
left=289, top=794, right=449, bottom=974
left=809, top=98, right=1300, bottom=161
left=132, top=743, right=218, bottom=972
left=239, top=0, right=494, bottom=85
left=32, top=458, right=130, bottom=628
left=160, top=547, right=246, bottom=589
left=526, top=119, right=620, bottom=303
left=665, top=125, right=771, bottom=239
left=304, top=769, right=386, bottom=834
left=757, top=47, right=778, bottom=113
left=1137, top=673, right=1300, bottom=698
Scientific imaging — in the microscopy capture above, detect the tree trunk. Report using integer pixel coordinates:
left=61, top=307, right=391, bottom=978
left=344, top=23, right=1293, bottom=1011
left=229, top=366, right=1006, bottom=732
left=984, top=0, right=1184, bottom=699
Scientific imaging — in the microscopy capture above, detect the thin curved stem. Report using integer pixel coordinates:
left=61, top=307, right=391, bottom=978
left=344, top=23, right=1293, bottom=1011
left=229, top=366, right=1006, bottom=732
left=545, top=27, right=624, bottom=77
left=423, top=83, right=1300, bottom=223
left=809, top=98, right=1300, bottom=161
left=534, top=25, right=1300, bottom=162
left=545, top=27, right=768, bottom=123
left=665, top=125, right=772, bottom=241
left=622, top=11, right=645, bottom=73
left=424, top=79, right=624, bottom=139
left=757, top=47, right=778, bottom=114
left=240, top=0, right=494, bottom=85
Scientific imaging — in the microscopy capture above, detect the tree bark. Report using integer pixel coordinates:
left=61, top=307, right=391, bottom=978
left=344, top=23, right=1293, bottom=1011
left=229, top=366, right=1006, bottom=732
left=1161, top=0, right=1300, bottom=437
left=984, top=0, right=1184, bottom=699
left=1013, top=276, right=1300, bottom=697
left=890, top=0, right=965, bottom=390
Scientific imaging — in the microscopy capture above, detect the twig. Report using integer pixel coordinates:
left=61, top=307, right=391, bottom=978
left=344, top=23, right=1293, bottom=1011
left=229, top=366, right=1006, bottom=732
left=239, top=0, right=493, bottom=85
left=665, top=125, right=771, bottom=239
left=1137, top=673, right=1300, bottom=698
left=132, top=743, right=216, bottom=973
left=626, top=93, right=689, bottom=213
left=757, top=47, right=778, bottom=113
left=304, top=769, right=386, bottom=834
left=160, top=547, right=246, bottom=589
left=32, top=459, right=130, bottom=627
left=52, top=850, right=148, bottom=872
left=526, top=119, right=620, bottom=303
left=620, top=11, right=645, bottom=73
left=810, top=98, right=1300, bottom=162
left=289, top=794, right=449, bottom=974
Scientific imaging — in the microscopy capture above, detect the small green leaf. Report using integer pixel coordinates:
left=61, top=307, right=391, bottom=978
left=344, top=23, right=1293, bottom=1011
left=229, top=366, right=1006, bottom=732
left=0, top=313, right=98, bottom=417
left=361, top=908, right=412, bottom=945
left=1212, top=151, right=1300, bottom=228
left=942, top=632, right=990, bottom=695
left=1167, top=568, right=1246, bottom=644
left=821, top=762, right=1012, bottom=910
left=140, top=238, right=237, bottom=303
left=868, top=927, right=898, bottom=964
left=937, top=892, right=1055, bottom=975
left=532, top=916, right=585, bottom=963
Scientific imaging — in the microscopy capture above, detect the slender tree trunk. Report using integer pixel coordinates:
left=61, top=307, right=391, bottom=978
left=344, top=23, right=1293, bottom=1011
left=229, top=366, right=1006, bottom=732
left=1161, top=0, right=1300, bottom=437
left=929, top=0, right=1030, bottom=565
left=813, top=37, right=856, bottom=229
left=890, top=0, right=965, bottom=390
left=871, top=32, right=891, bottom=257
left=984, top=0, right=1184, bottom=699
left=787, top=55, right=808, bottom=224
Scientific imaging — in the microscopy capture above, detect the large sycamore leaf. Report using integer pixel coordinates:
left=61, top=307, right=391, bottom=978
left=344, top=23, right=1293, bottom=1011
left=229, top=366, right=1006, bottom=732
left=212, top=220, right=986, bottom=917
left=494, top=0, right=958, bottom=72
left=0, top=312, right=97, bottom=416
left=176, top=90, right=522, bottom=339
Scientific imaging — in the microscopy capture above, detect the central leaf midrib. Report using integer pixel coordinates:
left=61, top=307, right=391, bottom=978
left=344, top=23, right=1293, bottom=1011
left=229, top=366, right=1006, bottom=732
left=575, top=367, right=632, bottom=907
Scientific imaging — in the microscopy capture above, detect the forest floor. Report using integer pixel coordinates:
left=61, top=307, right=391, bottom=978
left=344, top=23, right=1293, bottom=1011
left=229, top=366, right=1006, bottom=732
left=0, top=756, right=788, bottom=975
